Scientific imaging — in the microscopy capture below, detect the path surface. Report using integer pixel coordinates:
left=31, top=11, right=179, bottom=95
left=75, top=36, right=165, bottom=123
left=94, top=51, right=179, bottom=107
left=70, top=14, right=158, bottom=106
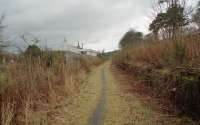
left=62, top=62, right=176, bottom=125
left=89, top=68, right=107, bottom=125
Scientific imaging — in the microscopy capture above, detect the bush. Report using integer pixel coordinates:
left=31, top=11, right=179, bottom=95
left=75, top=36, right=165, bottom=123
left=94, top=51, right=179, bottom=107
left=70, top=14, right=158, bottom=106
left=113, top=35, right=200, bottom=118
left=24, top=45, right=42, bottom=58
left=172, top=41, right=186, bottom=64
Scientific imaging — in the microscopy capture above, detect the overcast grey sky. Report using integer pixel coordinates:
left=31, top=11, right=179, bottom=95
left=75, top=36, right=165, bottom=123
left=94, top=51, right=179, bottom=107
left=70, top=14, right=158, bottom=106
left=0, top=0, right=198, bottom=52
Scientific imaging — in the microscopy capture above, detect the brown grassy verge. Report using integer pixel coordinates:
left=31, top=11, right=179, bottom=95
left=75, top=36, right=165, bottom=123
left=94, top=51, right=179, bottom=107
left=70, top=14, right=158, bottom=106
left=113, top=35, right=200, bottom=119
left=111, top=65, right=199, bottom=125
left=0, top=52, right=102, bottom=125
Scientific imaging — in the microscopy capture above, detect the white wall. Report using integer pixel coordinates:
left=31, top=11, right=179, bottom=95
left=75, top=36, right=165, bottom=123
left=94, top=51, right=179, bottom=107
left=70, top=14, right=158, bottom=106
left=86, top=51, right=98, bottom=56
left=63, top=43, right=98, bottom=56
left=63, top=44, right=81, bottom=54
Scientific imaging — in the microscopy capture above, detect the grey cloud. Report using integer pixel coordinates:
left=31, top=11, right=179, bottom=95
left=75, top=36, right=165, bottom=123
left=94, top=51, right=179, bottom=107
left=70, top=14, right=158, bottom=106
left=0, top=0, right=160, bottom=51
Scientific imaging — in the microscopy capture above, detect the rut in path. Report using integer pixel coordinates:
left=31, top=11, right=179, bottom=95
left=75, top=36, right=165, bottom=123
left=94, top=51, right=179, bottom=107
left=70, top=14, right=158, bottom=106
left=89, top=68, right=107, bottom=125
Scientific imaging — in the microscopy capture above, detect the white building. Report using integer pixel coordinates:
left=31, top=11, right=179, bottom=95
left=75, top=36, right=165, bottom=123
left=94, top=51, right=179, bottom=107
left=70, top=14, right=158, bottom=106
left=80, top=49, right=98, bottom=56
left=62, top=42, right=98, bottom=56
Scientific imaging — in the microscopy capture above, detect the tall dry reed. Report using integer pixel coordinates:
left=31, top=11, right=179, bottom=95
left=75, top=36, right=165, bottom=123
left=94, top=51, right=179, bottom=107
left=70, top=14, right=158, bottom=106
left=0, top=52, right=102, bottom=125
left=113, top=35, right=200, bottom=118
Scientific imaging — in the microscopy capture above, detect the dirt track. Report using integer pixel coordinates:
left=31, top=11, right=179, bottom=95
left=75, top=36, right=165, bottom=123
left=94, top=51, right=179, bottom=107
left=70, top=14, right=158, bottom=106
left=89, top=68, right=107, bottom=125
left=61, top=62, right=176, bottom=125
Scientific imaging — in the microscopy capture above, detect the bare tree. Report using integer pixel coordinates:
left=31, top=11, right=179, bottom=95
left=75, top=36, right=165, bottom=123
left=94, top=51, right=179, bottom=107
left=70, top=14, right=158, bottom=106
left=119, top=29, right=143, bottom=48
left=149, top=0, right=190, bottom=40
left=192, top=1, right=200, bottom=32
left=0, top=14, right=8, bottom=52
left=0, top=15, right=5, bottom=42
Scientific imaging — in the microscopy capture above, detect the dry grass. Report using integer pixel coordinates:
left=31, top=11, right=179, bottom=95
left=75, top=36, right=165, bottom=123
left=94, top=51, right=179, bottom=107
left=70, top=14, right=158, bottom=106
left=114, top=35, right=200, bottom=68
left=113, top=34, right=200, bottom=119
left=1, top=102, right=14, bottom=125
left=102, top=62, right=175, bottom=125
left=0, top=52, right=102, bottom=125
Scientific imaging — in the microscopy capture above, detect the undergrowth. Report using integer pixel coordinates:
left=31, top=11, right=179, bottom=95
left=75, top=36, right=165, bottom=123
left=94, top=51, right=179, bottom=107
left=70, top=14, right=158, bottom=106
left=0, top=51, right=102, bottom=125
left=113, top=35, right=200, bottom=119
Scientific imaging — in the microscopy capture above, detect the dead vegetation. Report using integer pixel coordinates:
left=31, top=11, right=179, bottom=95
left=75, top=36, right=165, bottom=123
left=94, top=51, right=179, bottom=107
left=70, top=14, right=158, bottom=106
left=113, top=35, right=200, bottom=120
left=0, top=51, right=102, bottom=125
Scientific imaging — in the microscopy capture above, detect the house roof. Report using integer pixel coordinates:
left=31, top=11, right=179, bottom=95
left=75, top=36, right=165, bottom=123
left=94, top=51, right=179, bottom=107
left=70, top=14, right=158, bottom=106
left=80, top=49, right=98, bottom=53
left=64, top=43, right=98, bottom=53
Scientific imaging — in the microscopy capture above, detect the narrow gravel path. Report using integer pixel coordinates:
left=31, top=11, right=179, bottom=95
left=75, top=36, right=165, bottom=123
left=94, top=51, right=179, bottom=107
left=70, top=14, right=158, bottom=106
left=89, top=68, right=107, bottom=125
left=62, top=62, right=177, bottom=125
left=62, top=65, right=102, bottom=125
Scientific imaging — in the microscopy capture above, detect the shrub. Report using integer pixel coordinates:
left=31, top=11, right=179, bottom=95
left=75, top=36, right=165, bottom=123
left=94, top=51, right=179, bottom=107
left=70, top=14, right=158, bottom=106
left=172, top=41, right=186, bottom=64
left=113, top=35, right=200, bottom=117
left=24, top=45, right=42, bottom=58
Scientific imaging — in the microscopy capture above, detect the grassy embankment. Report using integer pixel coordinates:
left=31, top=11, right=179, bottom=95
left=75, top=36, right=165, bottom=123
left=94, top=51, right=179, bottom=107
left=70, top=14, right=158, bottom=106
left=0, top=51, right=102, bottom=125
left=113, top=35, right=200, bottom=120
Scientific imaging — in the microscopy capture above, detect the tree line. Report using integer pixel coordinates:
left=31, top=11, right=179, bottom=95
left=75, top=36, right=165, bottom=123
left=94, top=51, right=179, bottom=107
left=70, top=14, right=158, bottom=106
left=120, top=0, right=200, bottom=48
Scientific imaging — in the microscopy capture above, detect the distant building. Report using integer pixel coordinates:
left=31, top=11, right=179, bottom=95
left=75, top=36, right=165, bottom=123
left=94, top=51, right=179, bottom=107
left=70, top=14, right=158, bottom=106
left=80, top=49, right=98, bottom=56
left=62, top=42, right=98, bottom=57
